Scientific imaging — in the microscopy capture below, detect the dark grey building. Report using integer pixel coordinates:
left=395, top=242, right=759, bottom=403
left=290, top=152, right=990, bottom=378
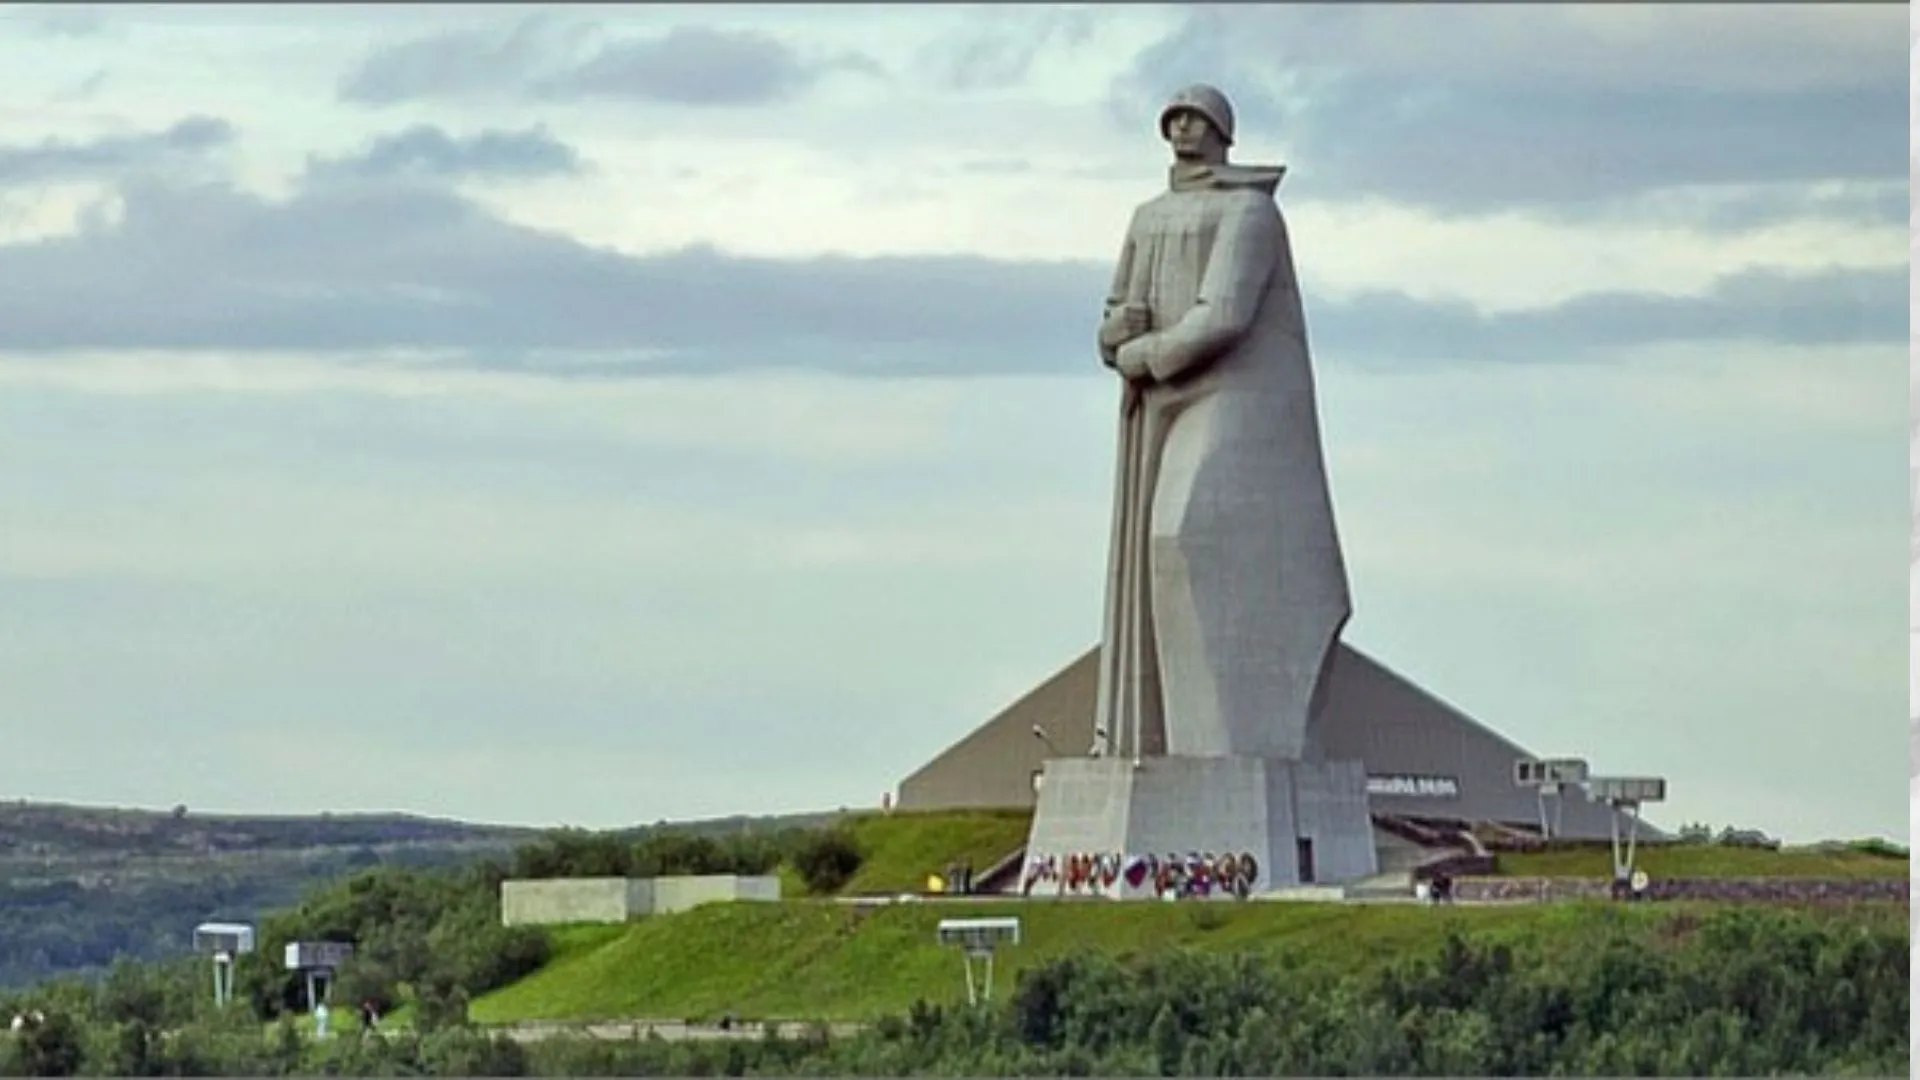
left=896, top=642, right=1644, bottom=841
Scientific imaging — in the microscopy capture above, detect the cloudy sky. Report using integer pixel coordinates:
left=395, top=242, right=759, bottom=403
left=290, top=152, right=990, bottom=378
left=0, top=3, right=1905, bottom=843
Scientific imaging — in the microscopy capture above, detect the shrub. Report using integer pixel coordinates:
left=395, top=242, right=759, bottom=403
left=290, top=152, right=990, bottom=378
left=1847, top=837, right=1909, bottom=859
left=790, top=830, right=864, bottom=895
left=16, top=1012, right=83, bottom=1078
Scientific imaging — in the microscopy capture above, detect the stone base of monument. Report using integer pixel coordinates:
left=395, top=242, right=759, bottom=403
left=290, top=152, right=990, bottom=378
left=1019, top=755, right=1378, bottom=899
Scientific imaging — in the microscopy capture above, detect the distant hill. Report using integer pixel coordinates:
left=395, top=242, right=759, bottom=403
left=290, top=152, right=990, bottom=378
left=0, top=800, right=837, bottom=990
left=0, top=800, right=537, bottom=859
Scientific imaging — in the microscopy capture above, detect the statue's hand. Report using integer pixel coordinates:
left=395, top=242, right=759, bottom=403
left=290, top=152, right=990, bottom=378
left=1115, top=337, right=1154, bottom=381
left=1100, top=303, right=1152, bottom=350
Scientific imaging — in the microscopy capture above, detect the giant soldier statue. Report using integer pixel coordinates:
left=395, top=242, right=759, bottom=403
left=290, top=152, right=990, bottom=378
left=1094, top=83, right=1350, bottom=763
left=1022, top=85, right=1377, bottom=896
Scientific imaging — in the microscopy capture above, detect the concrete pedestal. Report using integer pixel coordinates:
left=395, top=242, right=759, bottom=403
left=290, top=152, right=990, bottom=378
left=1020, top=755, right=1377, bottom=898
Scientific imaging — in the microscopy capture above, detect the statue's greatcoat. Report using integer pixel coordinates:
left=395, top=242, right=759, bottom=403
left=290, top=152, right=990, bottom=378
left=1095, top=162, right=1351, bottom=761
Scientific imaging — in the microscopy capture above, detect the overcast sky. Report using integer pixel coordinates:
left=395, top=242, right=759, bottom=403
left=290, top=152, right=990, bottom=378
left=0, top=3, right=1905, bottom=843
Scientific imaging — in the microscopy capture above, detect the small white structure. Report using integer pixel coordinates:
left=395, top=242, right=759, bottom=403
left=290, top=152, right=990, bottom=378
left=937, top=917, right=1021, bottom=1006
left=1587, top=776, right=1668, bottom=890
left=1513, top=757, right=1590, bottom=838
left=284, top=941, right=354, bottom=1014
left=284, top=941, right=354, bottom=971
left=193, top=922, right=255, bottom=955
left=193, top=922, right=255, bottom=1009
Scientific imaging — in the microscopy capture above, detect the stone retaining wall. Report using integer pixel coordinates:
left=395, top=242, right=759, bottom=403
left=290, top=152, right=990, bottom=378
left=501, top=874, right=781, bottom=926
left=1453, top=876, right=1908, bottom=904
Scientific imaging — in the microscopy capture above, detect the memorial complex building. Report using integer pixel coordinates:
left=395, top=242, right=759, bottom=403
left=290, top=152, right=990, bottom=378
left=894, top=642, right=1634, bottom=842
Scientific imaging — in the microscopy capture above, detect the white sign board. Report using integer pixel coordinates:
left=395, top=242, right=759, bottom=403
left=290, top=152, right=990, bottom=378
left=284, top=941, right=355, bottom=971
left=1543, top=758, right=1589, bottom=784
left=1515, top=758, right=1588, bottom=786
left=937, top=917, right=1021, bottom=951
left=1368, top=774, right=1460, bottom=798
left=193, top=923, right=255, bottom=956
left=1589, top=777, right=1667, bottom=804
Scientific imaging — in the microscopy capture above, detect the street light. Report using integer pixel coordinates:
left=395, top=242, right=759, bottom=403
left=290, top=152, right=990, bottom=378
left=1031, top=724, right=1060, bottom=755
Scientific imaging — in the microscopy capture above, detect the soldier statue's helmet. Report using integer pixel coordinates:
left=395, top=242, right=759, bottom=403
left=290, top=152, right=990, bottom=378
left=1158, top=84, right=1235, bottom=147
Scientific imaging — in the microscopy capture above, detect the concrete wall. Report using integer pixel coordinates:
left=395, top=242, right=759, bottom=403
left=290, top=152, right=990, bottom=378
left=651, top=874, right=782, bottom=914
left=500, top=875, right=779, bottom=927
left=501, top=878, right=646, bottom=927
left=1453, top=877, right=1908, bottom=904
left=896, top=642, right=1646, bottom=841
left=1287, top=759, right=1377, bottom=883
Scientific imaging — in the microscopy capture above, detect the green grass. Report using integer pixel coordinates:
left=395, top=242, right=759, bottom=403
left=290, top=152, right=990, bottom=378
left=468, top=813, right=1908, bottom=1027
left=1496, top=844, right=1910, bottom=880
left=831, top=809, right=1032, bottom=896
left=467, top=898, right=1904, bottom=1026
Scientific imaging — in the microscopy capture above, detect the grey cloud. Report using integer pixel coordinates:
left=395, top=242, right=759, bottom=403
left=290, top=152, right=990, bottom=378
left=340, top=16, right=881, bottom=108
left=1109, top=8, right=1907, bottom=219
left=1286, top=83, right=1905, bottom=215
left=0, top=179, right=1091, bottom=367
left=0, top=177, right=1902, bottom=374
left=1592, top=183, right=1909, bottom=236
left=15, top=4, right=107, bottom=38
left=336, top=13, right=592, bottom=106
left=306, top=125, right=584, bottom=184
left=532, top=26, right=883, bottom=106
left=929, top=7, right=1100, bottom=92
left=0, top=117, right=233, bottom=187
left=1317, top=267, right=1906, bottom=370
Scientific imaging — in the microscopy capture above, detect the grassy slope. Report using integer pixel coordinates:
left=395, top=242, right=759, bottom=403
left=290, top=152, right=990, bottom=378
left=472, top=818, right=1908, bottom=1026
left=468, top=899, right=1907, bottom=1025
left=835, top=810, right=1033, bottom=895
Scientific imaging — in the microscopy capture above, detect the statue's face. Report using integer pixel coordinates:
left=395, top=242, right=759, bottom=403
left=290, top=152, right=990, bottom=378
left=1164, top=108, right=1223, bottom=161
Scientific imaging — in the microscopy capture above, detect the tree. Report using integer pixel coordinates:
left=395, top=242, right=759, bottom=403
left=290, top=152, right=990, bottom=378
left=790, top=831, right=863, bottom=895
left=17, top=1012, right=84, bottom=1078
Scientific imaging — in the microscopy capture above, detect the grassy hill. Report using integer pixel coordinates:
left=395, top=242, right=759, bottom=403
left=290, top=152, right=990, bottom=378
left=8, top=794, right=1902, bottom=1004
left=0, top=801, right=537, bottom=860
left=469, top=814, right=1907, bottom=1025
left=833, top=809, right=1032, bottom=894
left=470, top=898, right=1907, bottom=1025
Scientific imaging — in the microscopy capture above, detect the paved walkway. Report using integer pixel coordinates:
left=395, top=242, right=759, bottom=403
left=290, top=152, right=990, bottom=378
left=495, top=1019, right=868, bottom=1044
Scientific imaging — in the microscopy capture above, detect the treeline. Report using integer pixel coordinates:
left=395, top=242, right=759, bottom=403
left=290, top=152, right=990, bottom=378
left=0, top=844, right=508, bottom=990
left=3, top=821, right=872, bottom=1045
left=510, top=825, right=864, bottom=895
left=2, top=907, right=1906, bottom=1076
left=0, top=814, right=865, bottom=991
left=0, top=804, right=527, bottom=858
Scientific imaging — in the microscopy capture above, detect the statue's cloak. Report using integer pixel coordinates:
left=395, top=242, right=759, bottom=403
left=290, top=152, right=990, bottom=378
left=1095, top=162, right=1351, bottom=760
